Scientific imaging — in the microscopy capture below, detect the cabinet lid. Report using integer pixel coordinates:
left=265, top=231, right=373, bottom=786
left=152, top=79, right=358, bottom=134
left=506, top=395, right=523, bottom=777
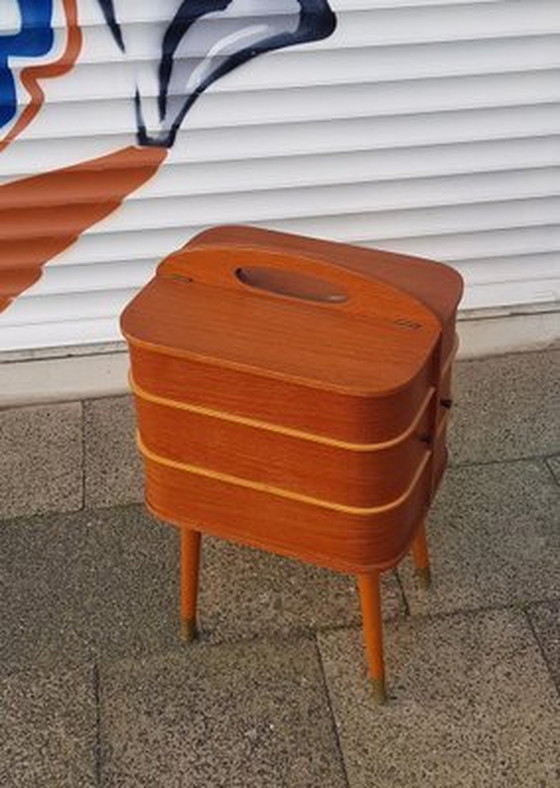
left=121, top=227, right=463, bottom=397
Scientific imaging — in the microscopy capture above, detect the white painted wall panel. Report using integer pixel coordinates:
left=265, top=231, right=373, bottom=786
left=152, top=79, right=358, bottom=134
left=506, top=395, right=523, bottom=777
left=0, top=0, right=558, bottom=352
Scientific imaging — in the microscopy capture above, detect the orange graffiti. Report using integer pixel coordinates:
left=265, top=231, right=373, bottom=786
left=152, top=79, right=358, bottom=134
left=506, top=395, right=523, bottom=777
left=0, top=0, right=82, bottom=153
left=0, top=145, right=167, bottom=313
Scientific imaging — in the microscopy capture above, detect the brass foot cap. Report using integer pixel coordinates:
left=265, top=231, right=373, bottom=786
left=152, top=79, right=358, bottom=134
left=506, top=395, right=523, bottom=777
left=371, top=677, right=387, bottom=705
left=416, top=567, right=432, bottom=589
left=181, top=618, right=198, bottom=642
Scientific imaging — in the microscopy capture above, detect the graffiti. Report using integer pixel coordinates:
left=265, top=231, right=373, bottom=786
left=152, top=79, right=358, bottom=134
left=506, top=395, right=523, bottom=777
left=0, top=0, right=336, bottom=315
left=99, top=0, right=336, bottom=148
left=0, top=145, right=165, bottom=314
left=0, top=0, right=54, bottom=128
left=0, top=0, right=81, bottom=151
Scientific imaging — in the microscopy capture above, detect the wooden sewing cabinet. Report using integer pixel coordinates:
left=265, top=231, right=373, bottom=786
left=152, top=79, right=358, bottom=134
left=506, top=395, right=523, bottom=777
left=121, top=225, right=463, bottom=702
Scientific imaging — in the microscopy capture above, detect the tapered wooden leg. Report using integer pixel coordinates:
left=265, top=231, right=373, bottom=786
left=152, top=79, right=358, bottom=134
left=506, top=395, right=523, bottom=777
left=357, top=572, right=386, bottom=704
left=412, top=520, right=431, bottom=589
left=180, top=528, right=201, bottom=641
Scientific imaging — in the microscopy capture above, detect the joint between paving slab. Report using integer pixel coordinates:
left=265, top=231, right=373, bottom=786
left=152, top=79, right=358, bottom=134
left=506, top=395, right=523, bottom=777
left=80, top=401, right=86, bottom=511
left=394, top=568, right=411, bottom=618
left=450, top=452, right=560, bottom=472
left=312, top=599, right=560, bottom=643
left=522, top=607, right=560, bottom=699
left=400, top=598, right=560, bottom=629
left=543, top=458, right=560, bottom=488
left=93, top=662, right=102, bottom=788
left=312, top=636, right=351, bottom=788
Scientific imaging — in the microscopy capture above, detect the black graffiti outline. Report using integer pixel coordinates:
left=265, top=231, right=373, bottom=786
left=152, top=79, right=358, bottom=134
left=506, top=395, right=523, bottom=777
left=98, top=0, right=336, bottom=148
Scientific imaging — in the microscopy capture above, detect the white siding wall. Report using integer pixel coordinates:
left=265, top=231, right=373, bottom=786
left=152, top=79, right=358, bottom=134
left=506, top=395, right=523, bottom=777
left=0, top=0, right=559, bottom=352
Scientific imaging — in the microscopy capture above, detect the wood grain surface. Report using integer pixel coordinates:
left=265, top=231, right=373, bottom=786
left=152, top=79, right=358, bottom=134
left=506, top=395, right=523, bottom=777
left=132, top=381, right=435, bottom=508
left=122, top=226, right=462, bottom=572
left=142, top=449, right=434, bottom=573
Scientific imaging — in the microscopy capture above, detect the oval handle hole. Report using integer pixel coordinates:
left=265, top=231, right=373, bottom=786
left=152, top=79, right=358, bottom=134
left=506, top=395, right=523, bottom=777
left=235, top=266, right=348, bottom=304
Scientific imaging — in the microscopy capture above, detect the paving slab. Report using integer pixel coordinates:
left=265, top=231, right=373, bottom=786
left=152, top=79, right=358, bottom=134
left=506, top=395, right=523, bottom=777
left=0, top=506, right=180, bottom=677
left=399, top=459, right=560, bottom=615
left=84, top=395, right=143, bottom=508
left=0, top=402, right=82, bottom=519
left=99, top=637, right=347, bottom=788
left=547, top=455, right=560, bottom=486
left=318, top=608, right=560, bottom=788
left=526, top=601, right=560, bottom=691
left=449, top=350, right=560, bottom=465
left=197, top=536, right=403, bottom=644
left=0, top=664, right=97, bottom=788
left=0, top=504, right=403, bottom=679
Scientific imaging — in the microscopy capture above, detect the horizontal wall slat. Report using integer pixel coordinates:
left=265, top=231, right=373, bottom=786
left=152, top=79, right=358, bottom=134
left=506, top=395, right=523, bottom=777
left=452, top=251, right=560, bottom=275
left=0, top=319, right=120, bottom=350
left=20, top=70, right=560, bottom=141
left=3, top=140, right=560, bottom=200
left=258, top=199, right=559, bottom=242
left=4, top=182, right=557, bottom=242
left=36, top=35, right=560, bottom=93
left=70, top=2, right=559, bottom=49
left=361, top=226, right=560, bottom=260
left=3, top=288, right=136, bottom=331
left=71, top=0, right=530, bottom=29
left=463, top=279, right=560, bottom=309
left=3, top=104, right=560, bottom=178
left=39, top=224, right=560, bottom=271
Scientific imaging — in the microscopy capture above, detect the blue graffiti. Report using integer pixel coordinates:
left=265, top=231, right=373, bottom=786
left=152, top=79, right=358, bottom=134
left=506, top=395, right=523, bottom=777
left=0, top=0, right=55, bottom=129
left=98, top=0, right=337, bottom=148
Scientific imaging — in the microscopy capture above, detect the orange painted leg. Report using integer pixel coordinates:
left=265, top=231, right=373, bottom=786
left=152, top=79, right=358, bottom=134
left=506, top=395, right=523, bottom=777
left=412, top=520, right=431, bottom=589
left=357, top=572, right=387, bottom=704
left=180, top=528, right=201, bottom=641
